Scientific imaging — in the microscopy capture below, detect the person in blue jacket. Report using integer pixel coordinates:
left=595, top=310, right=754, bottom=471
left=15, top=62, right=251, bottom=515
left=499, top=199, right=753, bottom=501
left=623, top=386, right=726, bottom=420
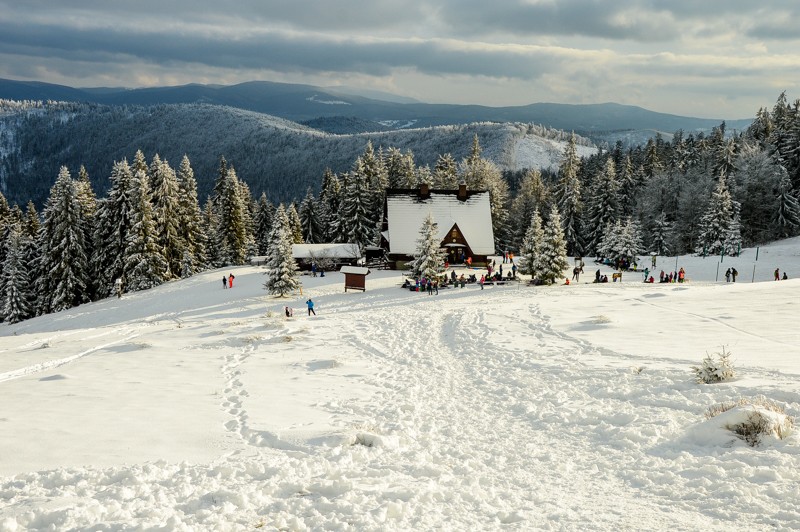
left=306, top=298, right=316, bottom=316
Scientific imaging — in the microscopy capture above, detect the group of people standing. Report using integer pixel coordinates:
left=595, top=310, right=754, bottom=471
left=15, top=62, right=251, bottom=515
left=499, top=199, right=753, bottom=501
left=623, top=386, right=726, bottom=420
left=222, top=273, right=235, bottom=288
left=773, top=268, right=788, bottom=281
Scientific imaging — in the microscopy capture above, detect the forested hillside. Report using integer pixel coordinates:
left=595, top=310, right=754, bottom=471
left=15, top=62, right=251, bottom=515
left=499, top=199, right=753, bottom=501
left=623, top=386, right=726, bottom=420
left=0, top=101, right=592, bottom=207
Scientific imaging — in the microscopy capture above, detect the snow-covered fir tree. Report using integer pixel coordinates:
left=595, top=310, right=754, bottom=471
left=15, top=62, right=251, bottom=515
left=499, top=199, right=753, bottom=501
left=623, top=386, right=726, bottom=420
left=775, top=167, right=800, bottom=238
left=432, top=153, right=458, bottom=188
left=339, top=170, right=375, bottom=250
left=176, top=155, right=206, bottom=275
left=318, top=169, right=342, bottom=242
left=264, top=204, right=300, bottom=297
left=299, top=189, right=322, bottom=244
left=255, top=192, right=274, bottom=254
left=509, top=169, right=550, bottom=251
left=598, top=218, right=643, bottom=266
left=697, top=174, right=737, bottom=256
left=555, top=133, right=583, bottom=256
left=38, top=166, right=91, bottom=313
left=1, top=225, right=33, bottom=323
left=286, top=203, right=304, bottom=244
left=539, top=205, right=570, bottom=284
left=124, top=163, right=168, bottom=292
left=521, top=209, right=545, bottom=280
left=649, top=212, right=672, bottom=256
left=216, top=167, right=250, bottom=265
left=151, top=156, right=184, bottom=279
left=92, top=160, right=135, bottom=297
left=201, top=198, right=222, bottom=268
left=410, top=213, right=446, bottom=280
left=585, top=158, right=620, bottom=255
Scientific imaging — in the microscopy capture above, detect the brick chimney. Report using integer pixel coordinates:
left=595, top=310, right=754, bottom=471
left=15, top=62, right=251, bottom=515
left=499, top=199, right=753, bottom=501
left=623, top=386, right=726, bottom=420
left=457, top=183, right=467, bottom=201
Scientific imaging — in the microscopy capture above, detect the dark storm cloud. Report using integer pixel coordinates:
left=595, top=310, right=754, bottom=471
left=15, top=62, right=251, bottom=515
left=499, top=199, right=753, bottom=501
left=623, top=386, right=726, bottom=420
left=0, top=19, right=559, bottom=79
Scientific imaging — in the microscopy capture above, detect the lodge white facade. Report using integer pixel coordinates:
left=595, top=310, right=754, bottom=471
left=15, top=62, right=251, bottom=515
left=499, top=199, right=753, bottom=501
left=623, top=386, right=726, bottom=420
left=381, top=184, right=495, bottom=268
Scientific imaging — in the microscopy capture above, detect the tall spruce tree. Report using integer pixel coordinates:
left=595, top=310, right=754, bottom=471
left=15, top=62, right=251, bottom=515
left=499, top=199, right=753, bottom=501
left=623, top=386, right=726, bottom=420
left=697, top=174, right=737, bottom=255
left=39, top=166, right=91, bottom=312
left=339, top=170, right=374, bottom=250
left=264, top=205, right=300, bottom=297
left=176, top=155, right=206, bottom=274
left=151, top=157, right=184, bottom=279
left=255, top=192, right=274, bottom=254
left=216, top=167, right=249, bottom=265
left=775, top=168, right=800, bottom=238
left=124, top=163, right=168, bottom=291
left=93, top=160, right=135, bottom=297
left=299, top=189, right=322, bottom=244
left=1, top=225, right=33, bottom=323
left=286, top=203, right=304, bottom=244
left=556, top=133, right=583, bottom=256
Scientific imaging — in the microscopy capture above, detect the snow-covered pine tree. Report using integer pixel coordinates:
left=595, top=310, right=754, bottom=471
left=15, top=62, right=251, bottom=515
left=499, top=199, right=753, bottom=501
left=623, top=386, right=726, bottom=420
left=585, top=158, right=620, bottom=255
left=216, top=167, right=249, bottom=265
left=255, top=192, right=274, bottom=254
left=410, top=213, right=446, bottom=280
left=238, top=180, right=258, bottom=260
left=201, top=198, right=222, bottom=268
left=176, top=155, right=206, bottom=274
left=1, top=225, right=33, bottom=323
left=457, top=135, right=510, bottom=250
left=319, top=168, right=342, bottom=242
left=151, top=157, right=184, bottom=279
left=697, top=174, right=735, bottom=255
left=521, top=209, right=545, bottom=280
left=286, top=203, right=304, bottom=244
left=339, top=170, right=375, bottom=250
left=775, top=167, right=800, bottom=238
left=299, top=189, right=322, bottom=244
left=539, top=205, right=570, bottom=284
left=92, top=160, right=135, bottom=297
left=432, top=153, right=458, bottom=189
left=509, top=169, right=550, bottom=251
left=555, top=133, right=583, bottom=256
left=124, top=163, right=168, bottom=291
left=264, top=204, right=300, bottom=297
left=38, top=166, right=91, bottom=313
left=650, top=212, right=671, bottom=256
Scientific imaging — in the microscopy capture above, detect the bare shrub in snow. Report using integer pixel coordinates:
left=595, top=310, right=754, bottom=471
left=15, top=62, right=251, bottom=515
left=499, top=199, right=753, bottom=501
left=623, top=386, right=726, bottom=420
left=692, top=346, right=735, bottom=383
left=705, top=396, right=795, bottom=447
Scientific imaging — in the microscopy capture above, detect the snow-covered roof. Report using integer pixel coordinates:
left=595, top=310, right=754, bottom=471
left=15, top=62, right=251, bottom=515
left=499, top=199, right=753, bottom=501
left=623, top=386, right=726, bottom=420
left=292, top=243, right=360, bottom=259
left=385, top=190, right=495, bottom=255
left=340, top=266, right=370, bottom=275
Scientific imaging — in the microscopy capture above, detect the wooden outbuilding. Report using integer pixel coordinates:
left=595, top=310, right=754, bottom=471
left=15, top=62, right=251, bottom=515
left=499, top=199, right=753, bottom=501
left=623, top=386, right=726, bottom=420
left=340, top=266, right=370, bottom=292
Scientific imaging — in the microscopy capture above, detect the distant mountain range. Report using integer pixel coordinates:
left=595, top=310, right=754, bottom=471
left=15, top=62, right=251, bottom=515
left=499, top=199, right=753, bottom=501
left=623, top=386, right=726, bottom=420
left=0, top=78, right=752, bottom=142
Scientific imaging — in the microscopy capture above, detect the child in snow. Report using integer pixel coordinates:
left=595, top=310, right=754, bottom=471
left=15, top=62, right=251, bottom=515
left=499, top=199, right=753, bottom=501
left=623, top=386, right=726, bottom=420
left=284, top=306, right=293, bottom=318
left=222, top=276, right=227, bottom=289
left=306, top=298, right=316, bottom=316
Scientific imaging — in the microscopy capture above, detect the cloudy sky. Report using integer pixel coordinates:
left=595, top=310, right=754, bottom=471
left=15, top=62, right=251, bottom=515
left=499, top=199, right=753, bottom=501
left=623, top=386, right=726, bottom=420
left=2, top=1, right=799, bottom=119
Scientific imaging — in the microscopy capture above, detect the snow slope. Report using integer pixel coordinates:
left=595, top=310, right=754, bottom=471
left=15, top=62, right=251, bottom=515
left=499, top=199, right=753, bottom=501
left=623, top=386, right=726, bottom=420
left=1, top=239, right=800, bottom=530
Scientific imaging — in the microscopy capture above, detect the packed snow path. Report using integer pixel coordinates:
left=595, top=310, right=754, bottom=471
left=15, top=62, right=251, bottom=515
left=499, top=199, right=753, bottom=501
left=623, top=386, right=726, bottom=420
left=1, top=266, right=799, bottom=530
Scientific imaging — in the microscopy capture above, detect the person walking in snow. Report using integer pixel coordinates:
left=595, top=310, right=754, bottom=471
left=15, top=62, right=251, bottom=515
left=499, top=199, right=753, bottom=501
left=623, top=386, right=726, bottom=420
left=306, top=298, right=316, bottom=316
left=114, top=278, right=123, bottom=298
left=479, top=274, right=485, bottom=289
left=725, top=268, right=731, bottom=283
left=731, top=267, right=738, bottom=282
left=228, top=273, right=235, bottom=288
left=775, top=268, right=780, bottom=281
left=572, top=266, right=580, bottom=282
left=222, top=276, right=227, bottom=289
left=311, top=262, right=317, bottom=277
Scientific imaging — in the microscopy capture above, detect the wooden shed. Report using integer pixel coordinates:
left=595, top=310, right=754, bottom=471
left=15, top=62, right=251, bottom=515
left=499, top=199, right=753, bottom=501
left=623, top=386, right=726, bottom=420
left=340, top=266, right=370, bottom=292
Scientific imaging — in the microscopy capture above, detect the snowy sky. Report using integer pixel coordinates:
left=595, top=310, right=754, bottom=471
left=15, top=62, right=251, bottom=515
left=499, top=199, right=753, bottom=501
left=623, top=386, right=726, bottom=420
left=2, top=1, right=799, bottom=118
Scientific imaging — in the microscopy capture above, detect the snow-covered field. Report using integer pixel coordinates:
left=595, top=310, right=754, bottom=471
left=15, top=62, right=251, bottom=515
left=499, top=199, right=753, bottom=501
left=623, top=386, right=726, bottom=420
left=2, top=239, right=800, bottom=530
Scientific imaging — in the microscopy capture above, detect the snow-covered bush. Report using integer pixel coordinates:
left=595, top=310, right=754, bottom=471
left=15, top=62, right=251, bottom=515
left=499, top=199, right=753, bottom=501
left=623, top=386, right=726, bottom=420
left=692, top=346, right=735, bottom=383
left=705, top=396, right=794, bottom=447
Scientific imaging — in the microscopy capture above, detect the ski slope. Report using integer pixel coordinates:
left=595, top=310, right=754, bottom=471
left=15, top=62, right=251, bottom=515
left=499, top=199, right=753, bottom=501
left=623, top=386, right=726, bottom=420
left=1, top=239, right=800, bottom=530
